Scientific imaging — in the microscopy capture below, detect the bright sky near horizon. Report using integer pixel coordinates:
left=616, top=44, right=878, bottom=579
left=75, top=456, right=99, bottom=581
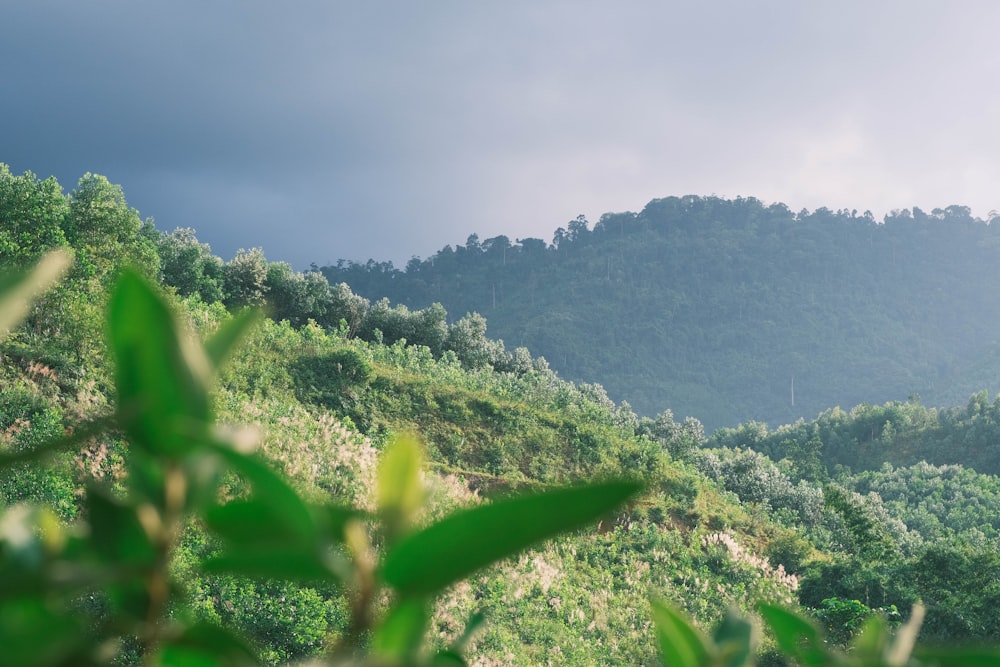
left=3, top=2, right=999, bottom=269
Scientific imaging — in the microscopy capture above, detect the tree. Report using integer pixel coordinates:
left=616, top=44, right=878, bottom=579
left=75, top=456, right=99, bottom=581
left=567, top=214, right=589, bottom=242
left=224, top=248, right=269, bottom=308
left=327, top=282, right=368, bottom=337
left=410, top=302, right=448, bottom=355
left=639, top=410, right=705, bottom=461
left=155, top=227, right=225, bottom=303
left=481, top=235, right=511, bottom=264
left=0, top=165, right=69, bottom=267
left=265, top=262, right=334, bottom=327
left=63, top=173, right=160, bottom=283
left=823, top=485, right=896, bottom=561
left=446, top=312, right=503, bottom=369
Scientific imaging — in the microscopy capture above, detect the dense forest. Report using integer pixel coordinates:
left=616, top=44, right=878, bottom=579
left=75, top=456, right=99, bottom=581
left=321, top=196, right=1000, bottom=431
left=2, top=165, right=999, bottom=665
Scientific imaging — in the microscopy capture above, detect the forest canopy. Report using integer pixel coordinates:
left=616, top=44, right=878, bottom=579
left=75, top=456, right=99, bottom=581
left=322, top=196, right=1000, bottom=430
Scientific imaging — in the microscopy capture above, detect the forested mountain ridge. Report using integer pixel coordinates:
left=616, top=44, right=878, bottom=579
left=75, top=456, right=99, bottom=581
left=321, top=196, right=1000, bottom=430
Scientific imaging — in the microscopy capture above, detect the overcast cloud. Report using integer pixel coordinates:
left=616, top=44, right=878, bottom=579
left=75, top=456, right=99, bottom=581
left=3, top=1, right=999, bottom=268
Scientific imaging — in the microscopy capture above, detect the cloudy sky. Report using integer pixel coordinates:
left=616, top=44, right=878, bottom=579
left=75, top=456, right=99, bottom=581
left=3, top=2, right=999, bottom=269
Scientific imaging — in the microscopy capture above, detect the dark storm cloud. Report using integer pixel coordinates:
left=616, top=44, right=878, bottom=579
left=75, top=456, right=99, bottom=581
left=3, top=2, right=1000, bottom=268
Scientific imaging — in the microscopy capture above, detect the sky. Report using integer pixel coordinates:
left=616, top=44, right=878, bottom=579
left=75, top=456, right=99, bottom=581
left=3, top=2, right=1000, bottom=269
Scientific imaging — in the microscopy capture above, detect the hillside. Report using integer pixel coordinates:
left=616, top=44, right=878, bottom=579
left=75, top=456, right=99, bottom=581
left=321, top=196, right=1000, bottom=430
left=3, top=166, right=1000, bottom=664
left=0, top=166, right=806, bottom=663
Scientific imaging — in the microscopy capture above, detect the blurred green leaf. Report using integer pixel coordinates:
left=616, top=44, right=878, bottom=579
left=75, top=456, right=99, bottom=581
left=430, top=651, right=467, bottom=666
left=106, top=579, right=156, bottom=625
left=201, top=549, right=339, bottom=583
left=206, top=499, right=309, bottom=549
left=206, top=499, right=357, bottom=548
left=650, top=599, right=710, bottom=667
left=886, top=602, right=923, bottom=666
left=0, top=597, right=87, bottom=666
left=0, top=505, right=104, bottom=598
left=851, top=615, right=889, bottom=663
left=0, top=248, right=71, bottom=339
left=87, top=488, right=157, bottom=567
left=203, top=448, right=355, bottom=584
left=377, top=433, right=425, bottom=541
left=312, top=503, right=361, bottom=542
left=914, top=646, right=1000, bottom=667
left=758, top=604, right=830, bottom=667
left=0, top=565, right=48, bottom=599
left=157, top=647, right=217, bottom=667
left=712, top=610, right=753, bottom=667
left=125, top=448, right=171, bottom=510
left=371, top=598, right=429, bottom=661
left=208, top=446, right=315, bottom=546
left=449, top=611, right=486, bottom=656
left=382, top=480, right=640, bottom=596
left=156, top=621, right=259, bottom=667
left=108, top=270, right=211, bottom=455
left=203, top=308, right=262, bottom=373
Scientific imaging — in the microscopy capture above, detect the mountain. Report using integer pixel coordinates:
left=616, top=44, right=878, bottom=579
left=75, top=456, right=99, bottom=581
left=321, top=196, right=1000, bottom=431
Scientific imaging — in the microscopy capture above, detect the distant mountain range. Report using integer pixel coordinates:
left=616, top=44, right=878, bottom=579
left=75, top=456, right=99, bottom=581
left=321, top=196, right=1000, bottom=430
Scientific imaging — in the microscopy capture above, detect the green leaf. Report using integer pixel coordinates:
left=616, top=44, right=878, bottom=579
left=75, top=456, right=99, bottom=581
left=449, top=611, right=486, bottom=655
left=312, top=503, right=362, bottom=542
left=0, top=248, right=71, bottom=339
left=758, top=605, right=829, bottom=667
left=371, top=598, right=429, bottom=661
left=851, top=615, right=889, bottom=663
left=712, top=610, right=753, bottom=667
left=208, top=446, right=316, bottom=546
left=203, top=308, right=262, bottom=373
left=430, top=651, right=467, bottom=666
left=377, top=433, right=425, bottom=541
left=108, top=270, right=212, bottom=455
left=913, top=646, right=1000, bottom=667
left=0, top=597, right=87, bottom=666
left=885, top=602, right=923, bottom=666
left=156, top=621, right=259, bottom=667
left=206, top=499, right=357, bottom=549
left=157, top=647, right=218, bottom=667
left=87, top=488, right=158, bottom=567
left=201, top=549, right=340, bottom=583
left=650, top=599, right=710, bottom=667
left=203, top=448, right=349, bottom=583
left=382, top=480, right=640, bottom=596
left=0, top=566, right=48, bottom=599
left=206, top=499, right=310, bottom=548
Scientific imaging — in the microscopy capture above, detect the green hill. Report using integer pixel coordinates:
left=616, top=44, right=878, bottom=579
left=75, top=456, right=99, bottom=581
left=3, top=166, right=1000, bottom=664
left=322, top=196, right=1000, bottom=431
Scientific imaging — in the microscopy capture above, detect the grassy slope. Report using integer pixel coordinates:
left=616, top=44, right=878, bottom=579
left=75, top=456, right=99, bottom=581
left=200, top=305, right=809, bottom=664
left=1, top=290, right=810, bottom=664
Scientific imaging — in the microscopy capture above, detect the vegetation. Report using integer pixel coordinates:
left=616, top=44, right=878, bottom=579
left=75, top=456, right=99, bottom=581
left=2, top=165, right=1000, bottom=665
left=709, top=393, right=1000, bottom=477
left=321, top=197, right=1000, bottom=430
